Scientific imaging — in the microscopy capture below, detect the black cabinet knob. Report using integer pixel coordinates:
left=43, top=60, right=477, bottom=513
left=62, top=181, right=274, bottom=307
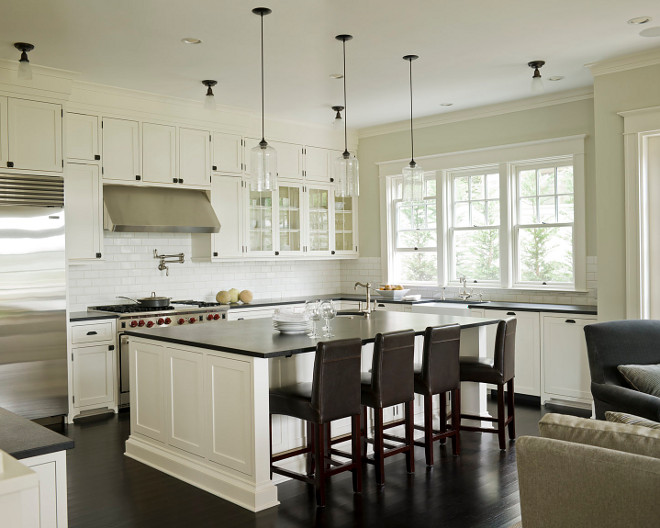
left=173, top=178, right=178, bottom=183
left=179, top=178, right=183, bottom=183
left=109, top=345, right=115, bottom=351
left=212, top=165, right=217, bottom=171
left=213, top=252, right=218, bottom=257
left=274, top=251, right=280, bottom=256
left=94, top=154, right=101, bottom=160
left=95, top=252, right=102, bottom=259
left=135, top=175, right=141, bottom=181
left=331, top=250, right=336, bottom=255
left=7, top=161, right=14, bottom=168
left=329, top=177, right=334, bottom=183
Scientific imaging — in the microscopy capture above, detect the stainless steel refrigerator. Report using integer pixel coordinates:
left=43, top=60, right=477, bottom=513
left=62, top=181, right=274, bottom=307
left=0, top=174, right=67, bottom=419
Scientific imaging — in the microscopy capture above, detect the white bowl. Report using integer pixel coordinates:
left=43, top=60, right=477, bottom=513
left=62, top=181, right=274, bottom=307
left=374, top=289, right=410, bottom=300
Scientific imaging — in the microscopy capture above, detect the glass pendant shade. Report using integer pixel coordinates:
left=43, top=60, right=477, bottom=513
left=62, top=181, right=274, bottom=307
left=18, top=59, right=32, bottom=80
left=204, top=93, right=216, bottom=110
left=402, top=162, right=424, bottom=202
left=334, top=151, right=359, bottom=197
left=250, top=141, right=278, bottom=191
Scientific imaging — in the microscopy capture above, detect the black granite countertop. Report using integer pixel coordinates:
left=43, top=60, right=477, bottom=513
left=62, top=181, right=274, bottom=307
left=0, top=407, right=74, bottom=460
left=227, top=293, right=438, bottom=309
left=124, top=310, right=501, bottom=359
left=468, top=302, right=597, bottom=315
left=70, top=311, right=119, bottom=322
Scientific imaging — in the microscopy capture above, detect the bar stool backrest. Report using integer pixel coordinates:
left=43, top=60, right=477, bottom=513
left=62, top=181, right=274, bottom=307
left=370, top=329, right=416, bottom=408
left=494, top=318, right=517, bottom=382
left=311, top=337, right=363, bottom=422
left=419, top=324, right=461, bottom=395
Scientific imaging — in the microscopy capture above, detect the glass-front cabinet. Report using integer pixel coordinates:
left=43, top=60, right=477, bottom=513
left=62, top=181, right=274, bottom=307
left=278, top=183, right=303, bottom=256
left=334, top=194, right=356, bottom=254
left=247, top=189, right=274, bottom=255
left=305, top=184, right=331, bottom=255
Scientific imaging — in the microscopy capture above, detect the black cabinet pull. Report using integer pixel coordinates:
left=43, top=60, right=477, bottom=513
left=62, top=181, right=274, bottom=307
left=274, top=251, right=280, bottom=256
left=95, top=252, right=102, bottom=259
left=86, top=331, right=98, bottom=336
left=565, top=319, right=576, bottom=324
left=507, top=312, right=516, bottom=316
left=212, top=165, right=217, bottom=171
left=7, top=161, right=14, bottom=168
left=179, top=178, right=183, bottom=183
left=213, top=252, right=218, bottom=257
left=94, top=154, right=101, bottom=161
left=378, top=304, right=385, bottom=308
left=331, top=250, right=335, bottom=255
left=135, top=175, right=141, bottom=180
left=173, top=178, right=178, bottom=183
left=109, top=345, right=115, bottom=351
left=329, top=177, right=334, bottom=183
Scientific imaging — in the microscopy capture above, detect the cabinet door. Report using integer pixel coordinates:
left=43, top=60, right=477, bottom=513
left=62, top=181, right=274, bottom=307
left=246, top=188, right=276, bottom=255
left=211, top=174, right=244, bottom=258
left=142, top=122, right=176, bottom=185
left=102, top=117, right=140, bottom=182
left=180, top=127, right=211, bottom=187
left=334, top=194, right=357, bottom=254
left=269, top=140, right=302, bottom=180
left=72, top=343, right=114, bottom=409
left=7, top=98, right=62, bottom=172
left=305, top=184, right=332, bottom=255
left=130, top=340, right=166, bottom=442
left=65, top=163, right=102, bottom=260
left=542, top=315, right=594, bottom=403
left=66, top=113, right=99, bottom=161
left=304, top=146, right=330, bottom=183
left=165, top=347, right=206, bottom=457
left=0, top=97, right=7, bottom=168
left=277, top=182, right=303, bottom=255
left=213, top=132, right=243, bottom=174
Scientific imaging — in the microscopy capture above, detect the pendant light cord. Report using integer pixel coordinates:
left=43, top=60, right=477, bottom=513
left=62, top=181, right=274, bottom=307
left=260, top=12, right=265, bottom=144
left=342, top=39, right=349, bottom=157
left=408, top=57, right=415, bottom=166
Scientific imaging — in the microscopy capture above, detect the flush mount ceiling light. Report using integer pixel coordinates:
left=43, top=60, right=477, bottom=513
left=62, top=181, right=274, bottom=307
left=440, top=102, right=454, bottom=107
left=528, top=60, right=545, bottom=93
left=548, top=75, right=564, bottom=82
left=332, top=105, right=344, bottom=127
left=14, top=42, right=34, bottom=80
left=401, top=54, right=424, bottom=203
left=333, top=35, right=359, bottom=197
left=181, top=37, right=202, bottom=44
left=202, top=80, right=217, bottom=110
left=250, top=7, right=278, bottom=192
left=329, top=73, right=344, bottom=79
left=628, top=16, right=652, bottom=25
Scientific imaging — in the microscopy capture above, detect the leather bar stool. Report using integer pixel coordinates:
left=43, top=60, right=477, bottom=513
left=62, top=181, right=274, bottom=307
left=269, top=337, right=363, bottom=507
left=459, top=318, right=517, bottom=450
left=360, top=329, right=416, bottom=486
left=413, top=324, right=461, bottom=465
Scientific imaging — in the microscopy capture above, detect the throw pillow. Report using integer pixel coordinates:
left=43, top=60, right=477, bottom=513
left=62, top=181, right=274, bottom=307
left=617, top=363, right=660, bottom=397
left=605, top=411, right=660, bottom=430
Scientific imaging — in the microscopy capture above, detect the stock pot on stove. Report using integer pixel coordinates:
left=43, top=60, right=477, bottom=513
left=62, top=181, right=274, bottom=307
left=117, top=292, right=171, bottom=308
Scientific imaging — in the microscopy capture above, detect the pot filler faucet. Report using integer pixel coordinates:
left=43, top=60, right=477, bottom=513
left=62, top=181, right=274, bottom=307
left=354, top=281, right=374, bottom=315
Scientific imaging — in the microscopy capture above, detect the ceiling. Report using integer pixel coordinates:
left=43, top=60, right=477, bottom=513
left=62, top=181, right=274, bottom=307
left=2, top=0, right=660, bottom=129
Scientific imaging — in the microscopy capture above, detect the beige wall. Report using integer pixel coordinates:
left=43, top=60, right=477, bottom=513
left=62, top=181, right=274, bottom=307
left=356, top=98, right=596, bottom=260
left=593, top=63, right=660, bottom=321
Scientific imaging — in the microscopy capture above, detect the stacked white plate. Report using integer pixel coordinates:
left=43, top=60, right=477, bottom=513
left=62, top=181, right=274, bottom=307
left=272, top=309, right=311, bottom=335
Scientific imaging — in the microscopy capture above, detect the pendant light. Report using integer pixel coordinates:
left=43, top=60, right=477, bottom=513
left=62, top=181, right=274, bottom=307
left=202, top=80, right=217, bottom=110
left=250, top=7, right=278, bottom=192
left=14, top=42, right=34, bottom=80
left=333, top=35, right=359, bottom=197
left=402, top=55, right=424, bottom=203
left=528, top=60, right=545, bottom=93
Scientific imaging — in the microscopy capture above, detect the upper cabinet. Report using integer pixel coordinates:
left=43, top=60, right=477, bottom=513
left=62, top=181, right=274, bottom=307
left=304, top=146, right=341, bottom=184
left=142, top=122, right=176, bottom=185
left=102, top=117, right=140, bottom=182
left=212, top=132, right=243, bottom=174
left=66, top=113, right=99, bottom=162
left=269, top=140, right=302, bottom=180
left=180, top=128, right=211, bottom=187
left=2, top=97, right=63, bottom=173
left=65, top=163, right=103, bottom=261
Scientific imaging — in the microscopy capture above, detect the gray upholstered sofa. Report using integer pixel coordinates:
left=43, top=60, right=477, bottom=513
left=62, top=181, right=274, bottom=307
left=515, top=413, right=660, bottom=528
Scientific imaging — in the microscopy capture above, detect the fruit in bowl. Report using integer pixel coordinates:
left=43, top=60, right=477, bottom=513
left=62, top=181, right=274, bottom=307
left=374, top=287, right=410, bottom=299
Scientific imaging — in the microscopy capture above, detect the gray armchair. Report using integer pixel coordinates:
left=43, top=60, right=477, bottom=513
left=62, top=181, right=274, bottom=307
left=584, top=320, right=660, bottom=421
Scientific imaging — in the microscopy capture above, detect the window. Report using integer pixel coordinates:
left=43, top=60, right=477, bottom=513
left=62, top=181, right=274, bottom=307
left=391, top=176, right=437, bottom=283
left=514, top=161, right=574, bottom=286
left=448, top=169, right=500, bottom=283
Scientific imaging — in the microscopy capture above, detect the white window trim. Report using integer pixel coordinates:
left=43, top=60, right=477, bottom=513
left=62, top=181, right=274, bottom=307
left=379, top=135, right=587, bottom=292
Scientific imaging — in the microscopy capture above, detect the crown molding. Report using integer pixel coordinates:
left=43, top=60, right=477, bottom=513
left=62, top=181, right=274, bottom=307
left=358, top=87, right=594, bottom=139
left=587, top=46, right=660, bottom=77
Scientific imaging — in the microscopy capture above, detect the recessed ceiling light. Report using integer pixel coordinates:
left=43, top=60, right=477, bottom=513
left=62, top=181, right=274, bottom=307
left=181, top=37, right=202, bottom=44
left=329, top=73, right=344, bottom=79
left=548, top=76, right=564, bottom=81
left=628, top=16, right=652, bottom=25
left=440, top=103, right=454, bottom=107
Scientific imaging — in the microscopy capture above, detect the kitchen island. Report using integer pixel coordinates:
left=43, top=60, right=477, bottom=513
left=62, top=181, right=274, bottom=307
left=124, top=311, right=500, bottom=512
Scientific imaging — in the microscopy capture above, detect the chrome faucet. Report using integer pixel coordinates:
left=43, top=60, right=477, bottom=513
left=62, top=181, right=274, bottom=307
left=354, top=281, right=374, bottom=315
left=457, top=276, right=472, bottom=301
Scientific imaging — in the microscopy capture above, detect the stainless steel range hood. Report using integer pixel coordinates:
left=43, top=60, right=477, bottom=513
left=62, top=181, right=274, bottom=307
left=103, top=185, right=220, bottom=233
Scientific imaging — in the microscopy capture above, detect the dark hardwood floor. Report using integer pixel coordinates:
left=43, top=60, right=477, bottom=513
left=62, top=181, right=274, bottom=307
left=53, top=400, right=588, bottom=528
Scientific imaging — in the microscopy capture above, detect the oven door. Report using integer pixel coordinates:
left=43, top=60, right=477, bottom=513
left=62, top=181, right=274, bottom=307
left=119, top=334, right=130, bottom=407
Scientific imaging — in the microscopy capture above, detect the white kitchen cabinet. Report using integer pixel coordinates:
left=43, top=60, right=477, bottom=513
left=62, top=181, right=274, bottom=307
left=375, top=302, right=411, bottom=312
left=70, top=319, right=117, bottom=416
left=304, top=183, right=333, bottom=256
left=130, top=339, right=166, bottom=442
left=304, top=146, right=330, bottom=183
left=65, top=163, right=103, bottom=260
left=101, top=117, right=140, bottom=182
left=541, top=314, right=595, bottom=406
left=334, top=194, right=358, bottom=255
left=269, top=140, right=303, bottom=180
left=65, top=113, right=99, bottom=162
left=179, top=127, right=211, bottom=187
left=142, top=122, right=176, bottom=185
left=277, top=181, right=304, bottom=256
left=6, top=98, right=62, bottom=172
left=20, top=451, right=69, bottom=528
left=212, top=132, right=243, bottom=174
left=246, top=187, right=276, bottom=256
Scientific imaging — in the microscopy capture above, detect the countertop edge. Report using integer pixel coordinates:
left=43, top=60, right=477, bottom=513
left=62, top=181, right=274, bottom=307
left=0, top=408, right=74, bottom=461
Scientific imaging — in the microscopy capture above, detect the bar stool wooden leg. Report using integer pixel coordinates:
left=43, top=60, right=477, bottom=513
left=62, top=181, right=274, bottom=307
left=314, top=423, right=326, bottom=507
left=439, top=392, right=447, bottom=444
left=306, top=421, right=314, bottom=477
left=507, top=379, right=516, bottom=440
left=352, top=414, right=362, bottom=493
left=451, top=388, right=461, bottom=456
left=374, top=407, right=385, bottom=486
left=269, top=414, right=273, bottom=478
left=423, top=395, right=434, bottom=466
left=497, top=385, right=506, bottom=450
left=405, top=400, right=415, bottom=474
left=360, top=405, right=368, bottom=458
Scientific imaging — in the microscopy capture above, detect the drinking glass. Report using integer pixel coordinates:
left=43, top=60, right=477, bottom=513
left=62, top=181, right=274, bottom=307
left=320, top=300, right=337, bottom=337
left=305, top=301, right=322, bottom=338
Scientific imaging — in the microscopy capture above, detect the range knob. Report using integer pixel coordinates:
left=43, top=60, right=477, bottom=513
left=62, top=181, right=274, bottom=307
left=146, top=321, right=154, bottom=328
left=138, top=320, right=145, bottom=327
left=188, top=317, right=196, bottom=324
left=164, top=317, right=172, bottom=325
left=207, top=314, right=214, bottom=321
left=130, top=320, right=138, bottom=328
left=157, top=318, right=165, bottom=325
left=177, top=318, right=185, bottom=325
left=213, top=313, right=220, bottom=320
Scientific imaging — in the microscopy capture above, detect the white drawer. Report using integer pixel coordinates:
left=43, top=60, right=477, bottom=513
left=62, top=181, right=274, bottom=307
left=71, top=321, right=114, bottom=344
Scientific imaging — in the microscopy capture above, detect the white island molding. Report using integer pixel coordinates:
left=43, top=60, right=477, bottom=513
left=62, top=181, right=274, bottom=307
left=125, top=312, right=498, bottom=512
